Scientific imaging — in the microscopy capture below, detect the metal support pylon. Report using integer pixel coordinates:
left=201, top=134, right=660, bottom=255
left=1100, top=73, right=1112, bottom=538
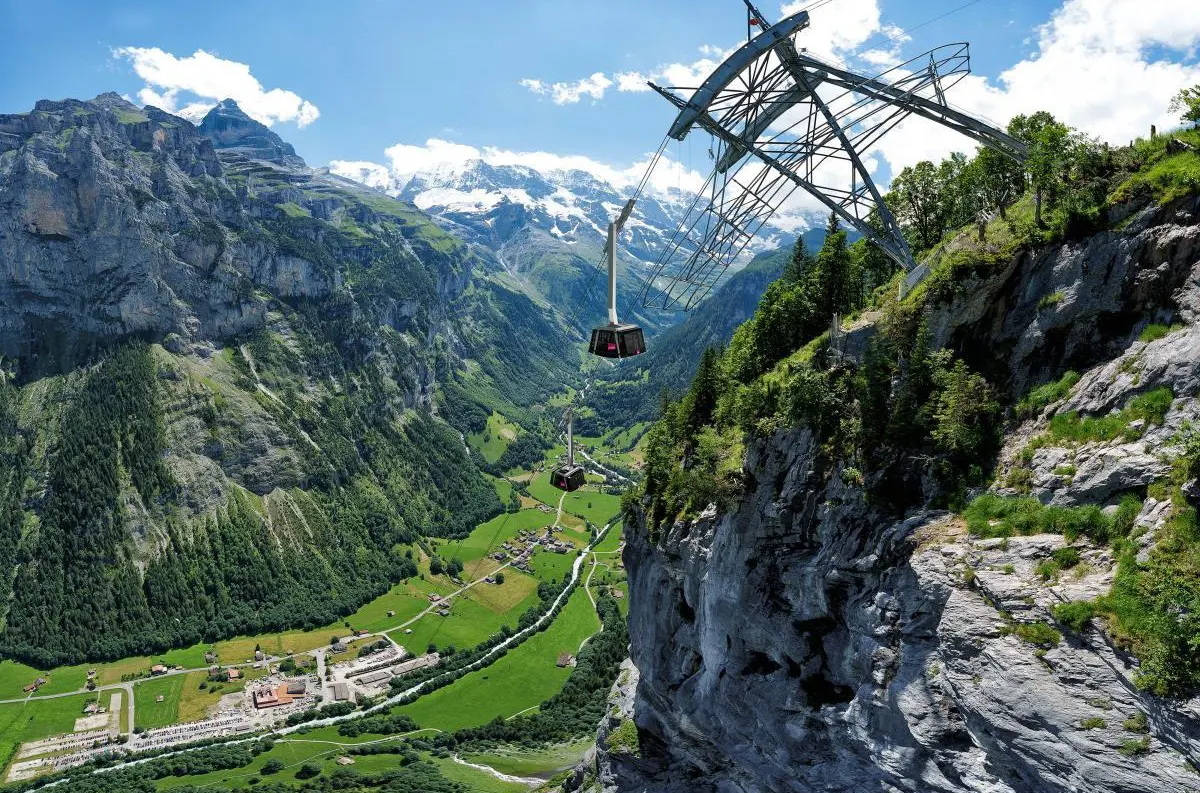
left=642, top=5, right=1027, bottom=310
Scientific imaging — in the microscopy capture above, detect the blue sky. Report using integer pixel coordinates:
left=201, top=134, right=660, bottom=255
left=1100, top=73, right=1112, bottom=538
left=2, top=0, right=1198, bottom=183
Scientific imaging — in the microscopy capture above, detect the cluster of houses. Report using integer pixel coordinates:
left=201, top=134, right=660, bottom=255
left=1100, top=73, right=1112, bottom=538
left=427, top=593, right=453, bottom=617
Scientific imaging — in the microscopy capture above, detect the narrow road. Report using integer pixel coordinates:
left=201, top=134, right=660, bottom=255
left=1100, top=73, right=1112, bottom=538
left=121, top=684, right=134, bottom=735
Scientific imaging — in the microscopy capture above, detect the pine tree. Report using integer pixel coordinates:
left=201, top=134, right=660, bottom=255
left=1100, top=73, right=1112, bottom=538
left=783, top=235, right=815, bottom=284
left=684, top=346, right=722, bottom=433
left=813, top=213, right=856, bottom=319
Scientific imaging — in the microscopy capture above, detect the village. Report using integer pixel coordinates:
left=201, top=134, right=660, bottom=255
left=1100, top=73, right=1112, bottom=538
left=3, top=631, right=448, bottom=782
left=0, top=491, right=624, bottom=785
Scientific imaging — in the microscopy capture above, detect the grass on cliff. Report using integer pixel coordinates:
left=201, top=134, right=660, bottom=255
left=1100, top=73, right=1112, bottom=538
left=1110, top=127, right=1200, bottom=206
left=1044, top=387, right=1174, bottom=444
left=963, top=493, right=1140, bottom=543
left=1014, top=370, right=1080, bottom=420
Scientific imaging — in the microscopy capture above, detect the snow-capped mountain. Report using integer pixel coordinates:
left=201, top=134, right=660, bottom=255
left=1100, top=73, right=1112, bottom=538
left=329, top=158, right=795, bottom=269
left=329, top=157, right=799, bottom=333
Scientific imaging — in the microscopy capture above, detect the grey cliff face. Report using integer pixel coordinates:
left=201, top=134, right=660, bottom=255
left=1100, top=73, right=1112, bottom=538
left=591, top=197, right=1200, bottom=793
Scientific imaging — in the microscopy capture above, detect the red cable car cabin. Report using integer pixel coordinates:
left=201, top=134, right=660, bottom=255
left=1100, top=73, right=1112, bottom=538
left=588, top=323, right=646, bottom=359
left=551, top=465, right=586, bottom=492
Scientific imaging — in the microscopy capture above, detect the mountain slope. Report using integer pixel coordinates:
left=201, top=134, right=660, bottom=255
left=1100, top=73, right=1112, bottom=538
left=0, top=94, right=575, bottom=666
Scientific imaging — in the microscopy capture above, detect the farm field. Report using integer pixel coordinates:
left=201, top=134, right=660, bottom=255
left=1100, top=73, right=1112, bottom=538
left=530, top=547, right=578, bottom=583
left=395, top=584, right=600, bottom=732
left=435, top=508, right=555, bottom=577
left=594, top=522, right=624, bottom=553
left=323, top=576, right=456, bottom=636
left=134, top=674, right=187, bottom=730
left=0, top=434, right=635, bottom=788
left=431, top=754, right=530, bottom=792
left=0, top=693, right=103, bottom=767
left=527, top=470, right=621, bottom=526
left=389, top=572, right=540, bottom=654
left=469, top=412, right=520, bottom=463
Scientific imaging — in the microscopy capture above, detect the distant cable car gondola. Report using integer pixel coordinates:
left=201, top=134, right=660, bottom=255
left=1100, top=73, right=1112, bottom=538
left=589, top=199, right=646, bottom=360
left=551, top=406, right=585, bottom=492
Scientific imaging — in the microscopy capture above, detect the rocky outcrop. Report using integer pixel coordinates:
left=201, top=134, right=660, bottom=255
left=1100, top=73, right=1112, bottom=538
left=602, top=197, right=1200, bottom=792
left=197, top=99, right=305, bottom=166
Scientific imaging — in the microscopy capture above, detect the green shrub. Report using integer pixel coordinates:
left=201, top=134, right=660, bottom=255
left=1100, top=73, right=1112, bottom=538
left=965, top=494, right=1141, bottom=545
left=1047, top=387, right=1174, bottom=443
left=1038, top=291, right=1066, bottom=310
left=1052, top=546, right=1081, bottom=568
left=1139, top=323, right=1184, bottom=343
left=1123, top=711, right=1149, bottom=733
left=1015, top=371, right=1081, bottom=419
left=1006, top=465, right=1034, bottom=492
left=963, top=494, right=1118, bottom=543
left=1054, top=600, right=1098, bottom=632
left=1081, top=717, right=1107, bottom=729
left=1009, top=621, right=1062, bottom=647
left=1118, top=737, right=1151, bottom=757
left=606, top=718, right=640, bottom=757
left=1035, top=559, right=1060, bottom=581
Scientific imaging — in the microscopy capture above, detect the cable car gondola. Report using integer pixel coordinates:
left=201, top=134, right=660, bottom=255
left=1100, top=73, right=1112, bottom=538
left=551, top=406, right=585, bottom=492
left=589, top=199, right=646, bottom=360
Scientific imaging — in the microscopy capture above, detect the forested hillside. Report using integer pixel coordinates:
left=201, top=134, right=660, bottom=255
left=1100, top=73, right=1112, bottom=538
left=0, top=94, right=578, bottom=666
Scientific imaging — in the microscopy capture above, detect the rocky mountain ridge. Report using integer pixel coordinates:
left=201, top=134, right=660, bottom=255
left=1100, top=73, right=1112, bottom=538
left=330, top=156, right=804, bottom=334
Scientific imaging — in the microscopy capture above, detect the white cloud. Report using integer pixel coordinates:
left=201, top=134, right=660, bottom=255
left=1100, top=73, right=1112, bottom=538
left=873, top=0, right=1200, bottom=175
left=518, top=72, right=613, bottom=104
left=330, top=137, right=708, bottom=197
left=351, top=0, right=1200, bottom=243
left=781, top=0, right=908, bottom=63
left=112, top=47, right=320, bottom=127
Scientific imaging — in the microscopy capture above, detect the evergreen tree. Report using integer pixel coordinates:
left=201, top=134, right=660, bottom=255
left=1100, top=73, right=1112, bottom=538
left=783, top=235, right=815, bottom=284
left=683, top=346, right=722, bottom=433
left=812, top=213, right=856, bottom=319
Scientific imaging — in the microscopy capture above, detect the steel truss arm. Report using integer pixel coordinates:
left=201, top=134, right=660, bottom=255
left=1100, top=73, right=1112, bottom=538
left=642, top=7, right=1029, bottom=311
